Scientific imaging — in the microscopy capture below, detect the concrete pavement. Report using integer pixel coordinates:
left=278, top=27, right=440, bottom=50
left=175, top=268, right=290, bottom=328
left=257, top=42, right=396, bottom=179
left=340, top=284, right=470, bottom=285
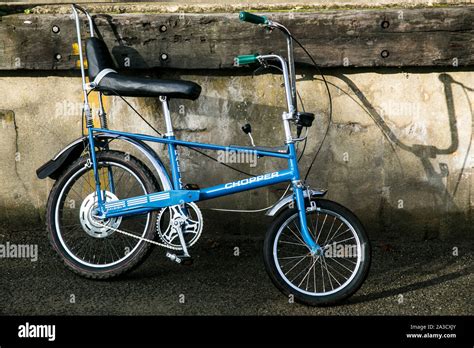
left=1, top=225, right=472, bottom=315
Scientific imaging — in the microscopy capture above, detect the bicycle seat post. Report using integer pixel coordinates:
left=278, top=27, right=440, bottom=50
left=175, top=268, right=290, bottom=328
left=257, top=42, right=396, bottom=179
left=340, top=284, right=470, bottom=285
left=159, top=96, right=174, bottom=137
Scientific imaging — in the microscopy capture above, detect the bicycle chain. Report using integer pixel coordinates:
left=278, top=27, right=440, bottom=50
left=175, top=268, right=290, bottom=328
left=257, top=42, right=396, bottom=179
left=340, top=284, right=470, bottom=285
left=95, top=221, right=172, bottom=248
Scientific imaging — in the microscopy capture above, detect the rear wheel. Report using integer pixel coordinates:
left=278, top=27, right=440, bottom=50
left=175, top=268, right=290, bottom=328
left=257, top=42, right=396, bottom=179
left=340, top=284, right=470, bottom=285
left=263, top=199, right=371, bottom=306
left=46, top=151, right=160, bottom=279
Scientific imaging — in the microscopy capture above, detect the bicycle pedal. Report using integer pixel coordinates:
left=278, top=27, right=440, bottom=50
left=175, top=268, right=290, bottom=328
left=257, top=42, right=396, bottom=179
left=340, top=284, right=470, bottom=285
left=166, top=252, right=194, bottom=266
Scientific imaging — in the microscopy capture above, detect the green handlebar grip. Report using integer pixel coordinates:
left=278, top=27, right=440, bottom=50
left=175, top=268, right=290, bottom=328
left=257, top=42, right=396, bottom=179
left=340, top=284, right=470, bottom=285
left=239, top=11, right=268, bottom=25
left=234, top=54, right=259, bottom=66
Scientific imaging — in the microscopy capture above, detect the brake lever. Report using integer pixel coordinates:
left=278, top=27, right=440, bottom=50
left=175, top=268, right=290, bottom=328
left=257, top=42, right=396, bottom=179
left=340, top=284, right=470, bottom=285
left=264, top=25, right=275, bottom=34
left=252, top=65, right=266, bottom=77
left=252, top=61, right=282, bottom=78
left=252, top=57, right=270, bottom=77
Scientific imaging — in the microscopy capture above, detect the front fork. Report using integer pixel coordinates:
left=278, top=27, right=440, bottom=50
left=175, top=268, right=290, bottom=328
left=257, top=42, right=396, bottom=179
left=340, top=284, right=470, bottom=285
left=288, top=143, right=321, bottom=255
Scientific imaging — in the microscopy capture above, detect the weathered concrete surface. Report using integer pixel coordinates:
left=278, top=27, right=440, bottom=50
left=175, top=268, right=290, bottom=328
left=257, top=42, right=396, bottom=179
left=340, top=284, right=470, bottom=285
left=0, top=67, right=472, bottom=240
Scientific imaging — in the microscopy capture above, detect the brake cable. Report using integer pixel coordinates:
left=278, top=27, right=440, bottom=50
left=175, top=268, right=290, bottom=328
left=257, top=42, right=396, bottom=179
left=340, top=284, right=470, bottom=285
left=288, top=34, right=333, bottom=182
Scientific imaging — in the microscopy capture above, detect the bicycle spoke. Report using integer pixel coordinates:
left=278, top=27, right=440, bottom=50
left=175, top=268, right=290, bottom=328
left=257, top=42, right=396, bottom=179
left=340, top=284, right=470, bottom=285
left=327, top=255, right=355, bottom=274
left=278, top=240, right=306, bottom=247
left=83, top=173, right=96, bottom=192
left=324, top=228, right=352, bottom=246
left=321, top=256, right=334, bottom=290
left=122, top=175, right=139, bottom=198
left=278, top=254, right=311, bottom=260
left=290, top=258, right=313, bottom=283
left=286, top=225, right=306, bottom=246
left=284, top=252, right=311, bottom=276
left=323, top=220, right=343, bottom=245
left=298, top=256, right=319, bottom=289
left=323, top=216, right=336, bottom=245
left=315, top=214, right=328, bottom=245
left=324, top=259, right=347, bottom=284
left=279, top=252, right=311, bottom=269
left=314, top=211, right=320, bottom=242
left=319, top=255, right=325, bottom=292
left=313, top=254, right=317, bottom=292
left=324, top=236, right=355, bottom=247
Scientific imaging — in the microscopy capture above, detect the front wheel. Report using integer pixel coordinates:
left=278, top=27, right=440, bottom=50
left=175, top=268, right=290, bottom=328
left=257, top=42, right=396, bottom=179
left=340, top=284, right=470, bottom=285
left=263, top=199, right=371, bottom=306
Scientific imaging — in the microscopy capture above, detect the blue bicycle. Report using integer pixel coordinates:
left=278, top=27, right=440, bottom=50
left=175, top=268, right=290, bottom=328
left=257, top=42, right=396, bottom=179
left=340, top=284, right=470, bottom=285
left=37, top=5, right=371, bottom=306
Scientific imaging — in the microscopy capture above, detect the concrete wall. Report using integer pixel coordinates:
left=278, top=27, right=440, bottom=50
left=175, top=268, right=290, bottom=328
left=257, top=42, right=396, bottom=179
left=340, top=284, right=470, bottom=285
left=0, top=67, right=472, bottom=240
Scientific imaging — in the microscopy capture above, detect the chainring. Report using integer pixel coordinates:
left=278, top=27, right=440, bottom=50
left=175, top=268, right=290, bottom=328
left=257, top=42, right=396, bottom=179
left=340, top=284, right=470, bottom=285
left=156, top=202, right=203, bottom=250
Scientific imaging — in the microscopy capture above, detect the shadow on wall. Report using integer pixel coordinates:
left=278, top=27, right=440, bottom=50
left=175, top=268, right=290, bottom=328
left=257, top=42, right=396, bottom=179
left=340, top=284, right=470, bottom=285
left=93, top=14, right=149, bottom=69
left=144, top=69, right=472, bottom=241
left=314, top=72, right=473, bottom=240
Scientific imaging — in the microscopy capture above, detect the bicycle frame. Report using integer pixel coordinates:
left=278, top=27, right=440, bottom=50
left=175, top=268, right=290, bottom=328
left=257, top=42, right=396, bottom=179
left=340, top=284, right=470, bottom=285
left=87, top=122, right=319, bottom=253
left=73, top=4, right=321, bottom=253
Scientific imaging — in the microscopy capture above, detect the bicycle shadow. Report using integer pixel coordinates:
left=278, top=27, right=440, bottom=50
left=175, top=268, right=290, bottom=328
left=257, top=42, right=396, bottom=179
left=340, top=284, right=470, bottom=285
left=303, top=71, right=474, bottom=303
left=297, top=69, right=473, bottom=240
left=92, top=14, right=150, bottom=69
left=346, top=240, right=474, bottom=305
left=349, top=268, right=472, bottom=305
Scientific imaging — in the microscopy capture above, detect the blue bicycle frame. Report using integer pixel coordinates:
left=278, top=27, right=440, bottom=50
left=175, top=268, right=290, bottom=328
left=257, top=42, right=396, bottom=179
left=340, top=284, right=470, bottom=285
left=87, top=125, right=319, bottom=253
left=72, top=3, right=321, bottom=253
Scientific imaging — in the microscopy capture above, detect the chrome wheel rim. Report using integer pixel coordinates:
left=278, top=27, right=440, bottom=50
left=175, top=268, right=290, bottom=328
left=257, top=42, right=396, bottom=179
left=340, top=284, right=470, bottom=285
left=273, top=208, right=362, bottom=296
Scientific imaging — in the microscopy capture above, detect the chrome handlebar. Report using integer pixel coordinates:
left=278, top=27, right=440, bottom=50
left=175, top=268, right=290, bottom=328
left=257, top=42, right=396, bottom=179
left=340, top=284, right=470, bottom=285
left=266, top=20, right=298, bottom=112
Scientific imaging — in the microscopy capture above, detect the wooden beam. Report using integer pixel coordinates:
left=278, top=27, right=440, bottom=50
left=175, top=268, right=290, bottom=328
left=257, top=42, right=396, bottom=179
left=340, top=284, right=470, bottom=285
left=0, top=6, right=473, bottom=70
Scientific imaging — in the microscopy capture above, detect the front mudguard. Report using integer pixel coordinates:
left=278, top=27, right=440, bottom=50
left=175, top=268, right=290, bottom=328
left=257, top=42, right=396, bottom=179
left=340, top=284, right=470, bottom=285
left=36, top=133, right=173, bottom=191
left=265, top=189, right=327, bottom=217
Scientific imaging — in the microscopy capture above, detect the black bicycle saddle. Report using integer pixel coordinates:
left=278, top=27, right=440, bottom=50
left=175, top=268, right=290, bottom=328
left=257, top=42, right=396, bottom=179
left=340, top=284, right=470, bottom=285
left=85, top=37, right=201, bottom=100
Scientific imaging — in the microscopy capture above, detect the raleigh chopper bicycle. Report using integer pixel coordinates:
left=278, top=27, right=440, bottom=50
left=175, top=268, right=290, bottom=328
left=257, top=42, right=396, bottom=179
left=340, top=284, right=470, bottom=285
left=37, top=5, right=371, bottom=306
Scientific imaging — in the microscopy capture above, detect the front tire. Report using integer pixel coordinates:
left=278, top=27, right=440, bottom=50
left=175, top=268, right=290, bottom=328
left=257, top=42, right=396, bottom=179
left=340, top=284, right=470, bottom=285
left=263, top=199, right=371, bottom=306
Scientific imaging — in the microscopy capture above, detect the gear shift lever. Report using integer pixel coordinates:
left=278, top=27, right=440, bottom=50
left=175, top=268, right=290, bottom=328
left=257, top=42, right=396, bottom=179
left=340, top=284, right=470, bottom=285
left=241, top=123, right=255, bottom=146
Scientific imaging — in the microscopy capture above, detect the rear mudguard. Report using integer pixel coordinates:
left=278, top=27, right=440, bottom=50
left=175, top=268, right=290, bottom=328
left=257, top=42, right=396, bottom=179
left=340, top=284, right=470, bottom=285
left=36, top=133, right=172, bottom=191
left=265, top=189, right=327, bottom=217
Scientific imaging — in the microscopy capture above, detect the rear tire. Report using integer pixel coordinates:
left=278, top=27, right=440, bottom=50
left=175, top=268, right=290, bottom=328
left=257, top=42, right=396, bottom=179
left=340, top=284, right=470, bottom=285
left=263, top=199, right=371, bottom=306
left=46, top=151, right=160, bottom=279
